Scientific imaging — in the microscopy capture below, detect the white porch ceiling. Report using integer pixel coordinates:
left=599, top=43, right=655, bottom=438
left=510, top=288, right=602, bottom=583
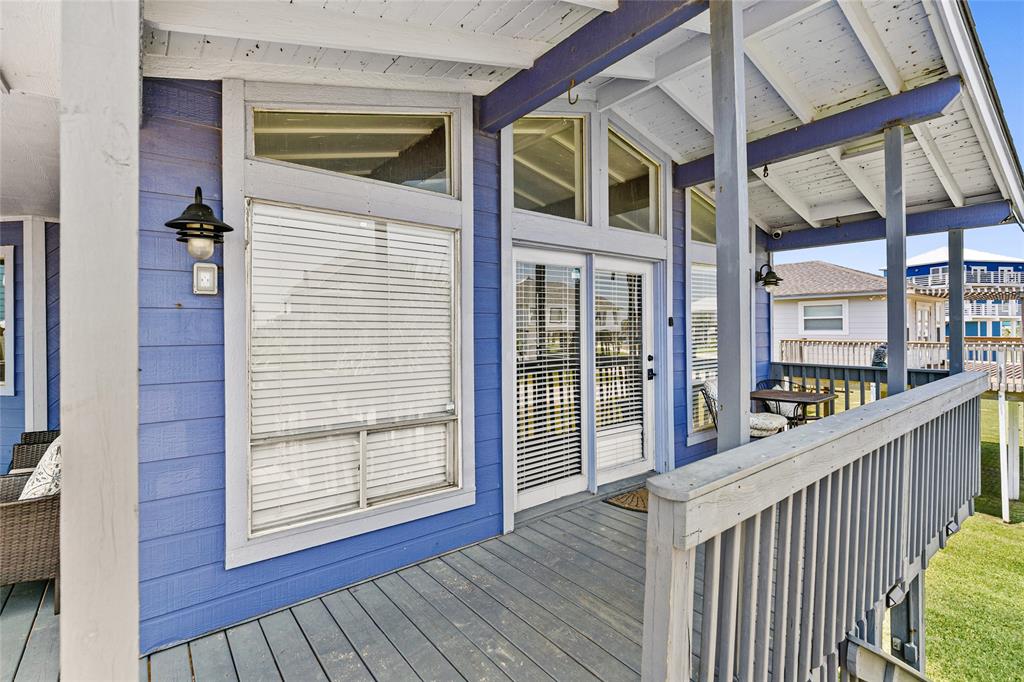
left=0, top=0, right=60, bottom=217
left=141, top=0, right=1022, bottom=235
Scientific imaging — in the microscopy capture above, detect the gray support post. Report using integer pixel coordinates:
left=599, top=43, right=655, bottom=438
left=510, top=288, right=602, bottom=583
left=711, top=0, right=752, bottom=451
left=948, top=229, right=965, bottom=374
left=890, top=574, right=926, bottom=671
left=60, top=0, right=141, bottom=677
left=885, top=125, right=907, bottom=395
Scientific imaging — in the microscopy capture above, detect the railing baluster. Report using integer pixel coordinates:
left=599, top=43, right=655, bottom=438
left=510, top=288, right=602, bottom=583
left=753, top=506, right=776, bottom=682
left=716, top=527, right=741, bottom=681
left=699, top=535, right=721, bottom=682
left=784, top=489, right=807, bottom=682
left=771, top=496, right=794, bottom=682
left=736, top=514, right=761, bottom=680
left=798, top=481, right=820, bottom=676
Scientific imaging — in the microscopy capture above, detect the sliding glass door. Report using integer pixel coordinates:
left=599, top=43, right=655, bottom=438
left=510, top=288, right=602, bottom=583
left=514, top=249, right=655, bottom=509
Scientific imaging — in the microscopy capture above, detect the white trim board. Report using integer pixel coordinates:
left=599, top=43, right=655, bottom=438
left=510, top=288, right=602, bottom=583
left=0, top=244, right=14, bottom=397
left=222, top=81, right=477, bottom=568
left=22, top=216, right=48, bottom=429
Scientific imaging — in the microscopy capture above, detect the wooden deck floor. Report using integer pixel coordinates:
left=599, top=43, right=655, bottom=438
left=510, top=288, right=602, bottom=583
left=1, top=494, right=665, bottom=681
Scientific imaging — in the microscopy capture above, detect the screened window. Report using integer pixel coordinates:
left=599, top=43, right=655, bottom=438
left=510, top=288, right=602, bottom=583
left=0, top=246, right=11, bottom=393
left=253, top=111, right=452, bottom=195
left=608, top=129, right=660, bottom=234
left=513, top=117, right=585, bottom=221
left=691, top=191, right=716, bottom=244
left=800, top=302, right=846, bottom=333
left=690, top=263, right=717, bottom=432
left=247, top=201, right=458, bottom=535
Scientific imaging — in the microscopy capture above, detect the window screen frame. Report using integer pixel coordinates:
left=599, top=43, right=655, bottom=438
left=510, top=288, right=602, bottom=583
left=798, top=300, right=849, bottom=335
left=223, top=81, right=476, bottom=568
left=0, top=245, right=13, bottom=396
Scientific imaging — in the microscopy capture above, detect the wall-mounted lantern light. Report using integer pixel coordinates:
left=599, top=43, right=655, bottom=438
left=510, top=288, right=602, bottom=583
left=165, top=187, right=234, bottom=261
left=755, top=263, right=783, bottom=294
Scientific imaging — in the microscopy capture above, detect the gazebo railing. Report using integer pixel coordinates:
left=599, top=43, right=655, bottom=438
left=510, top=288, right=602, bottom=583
left=641, top=372, right=987, bottom=681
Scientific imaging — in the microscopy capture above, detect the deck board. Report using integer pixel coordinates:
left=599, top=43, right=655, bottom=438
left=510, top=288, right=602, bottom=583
left=4, top=495, right=678, bottom=681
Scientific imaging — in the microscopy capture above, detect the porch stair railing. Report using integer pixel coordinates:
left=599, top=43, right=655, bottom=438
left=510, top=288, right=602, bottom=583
left=641, top=371, right=988, bottom=681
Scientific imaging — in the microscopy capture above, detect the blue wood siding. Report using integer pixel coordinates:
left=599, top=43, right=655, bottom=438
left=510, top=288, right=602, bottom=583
left=138, top=79, right=502, bottom=653
left=1, top=221, right=24, bottom=469
left=45, top=223, right=59, bottom=429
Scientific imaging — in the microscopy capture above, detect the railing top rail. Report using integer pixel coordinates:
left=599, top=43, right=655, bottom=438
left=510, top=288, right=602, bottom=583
left=772, top=360, right=950, bottom=376
left=648, top=372, right=987, bottom=547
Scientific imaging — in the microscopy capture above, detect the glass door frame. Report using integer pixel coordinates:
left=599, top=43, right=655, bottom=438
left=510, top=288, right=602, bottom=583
left=511, top=247, right=592, bottom=511
left=510, top=247, right=660, bottom=512
left=593, top=255, right=656, bottom=487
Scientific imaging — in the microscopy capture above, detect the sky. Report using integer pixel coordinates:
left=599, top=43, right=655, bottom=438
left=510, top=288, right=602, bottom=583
left=773, top=0, right=1024, bottom=274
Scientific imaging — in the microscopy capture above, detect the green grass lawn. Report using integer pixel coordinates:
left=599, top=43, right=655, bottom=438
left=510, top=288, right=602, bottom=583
left=925, top=514, right=1024, bottom=681
left=925, top=399, right=1023, bottom=681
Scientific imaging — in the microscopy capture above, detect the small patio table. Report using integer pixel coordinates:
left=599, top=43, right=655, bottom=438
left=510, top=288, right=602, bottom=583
left=749, top=388, right=839, bottom=419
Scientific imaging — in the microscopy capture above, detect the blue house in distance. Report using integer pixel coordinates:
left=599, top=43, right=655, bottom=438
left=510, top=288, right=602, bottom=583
left=905, top=246, right=1024, bottom=338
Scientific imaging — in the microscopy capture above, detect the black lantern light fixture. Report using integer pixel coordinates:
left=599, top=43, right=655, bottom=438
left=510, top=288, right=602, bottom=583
left=165, top=187, right=234, bottom=261
left=755, top=263, right=783, bottom=294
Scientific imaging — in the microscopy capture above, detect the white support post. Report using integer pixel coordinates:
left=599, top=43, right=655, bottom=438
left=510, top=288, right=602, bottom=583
left=997, top=356, right=1011, bottom=522
left=22, top=216, right=48, bottom=430
left=890, top=574, right=926, bottom=671
left=60, top=0, right=140, bottom=678
left=1008, top=402, right=1020, bottom=501
left=711, top=0, right=752, bottom=451
left=885, top=126, right=907, bottom=395
left=948, top=229, right=965, bottom=374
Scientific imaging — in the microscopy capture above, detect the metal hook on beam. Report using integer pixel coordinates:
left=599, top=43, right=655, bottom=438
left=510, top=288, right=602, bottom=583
left=567, top=79, right=579, bottom=106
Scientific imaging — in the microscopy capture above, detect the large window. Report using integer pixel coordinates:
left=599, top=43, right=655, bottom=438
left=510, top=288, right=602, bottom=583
left=253, top=111, right=452, bottom=195
left=246, top=201, right=458, bottom=535
left=607, top=129, right=660, bottom=234
left=690, top=263, right=717, bottom=432
left=799, top=301, right=847, bottom=334
left=513, top=117, right=585, bottom=221
left=0, top=245, right=12, bottom=395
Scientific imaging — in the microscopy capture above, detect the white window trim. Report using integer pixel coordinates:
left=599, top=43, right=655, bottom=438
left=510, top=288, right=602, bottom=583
left=798, top=299, right=849, bottom=335
left=683, top=189, right=762, bottom=447
left=222, top=81, right=476, bottom=568
left=0, top=244, right=14, bottom=396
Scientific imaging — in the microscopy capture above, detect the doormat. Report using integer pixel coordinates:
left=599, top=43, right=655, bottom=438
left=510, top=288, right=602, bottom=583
left=605, top=487, right=648, bottom=513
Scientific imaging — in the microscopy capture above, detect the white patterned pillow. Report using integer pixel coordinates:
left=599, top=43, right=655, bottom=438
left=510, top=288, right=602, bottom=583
left=18, top=435, right=63, bottom=500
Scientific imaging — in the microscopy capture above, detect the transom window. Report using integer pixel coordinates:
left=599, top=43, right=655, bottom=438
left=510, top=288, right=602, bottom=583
left=246, top=201, right=459, bottom=535
left=608, top=129, right=660, bottom=234
left=690, top=190, right=716, bottom=244
left=799, top=301, right=847, bottom=333
left=512, top=116, right=585, bottom=221
left=253, top=111, right=452, bottom=195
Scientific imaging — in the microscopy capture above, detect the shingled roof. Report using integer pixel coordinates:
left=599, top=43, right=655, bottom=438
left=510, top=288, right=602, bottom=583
left=772, top=261, right=889, bottom=298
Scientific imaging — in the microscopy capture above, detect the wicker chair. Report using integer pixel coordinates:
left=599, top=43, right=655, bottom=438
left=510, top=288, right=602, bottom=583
left=21, top=430, right=61, bottom=446
left=0, top=474, right=60, bottom=613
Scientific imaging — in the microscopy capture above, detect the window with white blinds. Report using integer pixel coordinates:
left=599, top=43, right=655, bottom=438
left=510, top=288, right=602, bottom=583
left=690, top=263, right=717, bottom=432
left=248, top=201, right=458, bottom=535
left=515, top=262, right=583, bottom=493
left=594, top=270, right=645, bottom=469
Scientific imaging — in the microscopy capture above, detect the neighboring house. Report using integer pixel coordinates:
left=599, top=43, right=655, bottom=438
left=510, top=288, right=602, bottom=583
left=904, top=246, right=1023, bottom=338
left=771, top=261, right=948, bottom=359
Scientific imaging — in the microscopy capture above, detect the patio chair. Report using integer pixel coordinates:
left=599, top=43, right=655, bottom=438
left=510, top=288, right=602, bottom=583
left=8, top=431, right=60, bottom=475
left=0, top=473, right=60, bottom=613
left=701, top=379, right=787, bottom=439
left=755, top=379, right=810, bottom=428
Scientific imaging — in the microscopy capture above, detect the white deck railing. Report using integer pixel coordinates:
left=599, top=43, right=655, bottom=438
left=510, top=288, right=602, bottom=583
left=907, top=270, right=1024, bottom=287
left=778, top=338, right=1023, bottom=371
left=641, top=372, right=988, bottom=681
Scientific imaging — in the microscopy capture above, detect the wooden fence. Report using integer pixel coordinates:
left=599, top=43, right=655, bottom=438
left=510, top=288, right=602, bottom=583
left=778, top=338, right=1023, bottom=370
left=641, top=372, right=988, bottom=681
